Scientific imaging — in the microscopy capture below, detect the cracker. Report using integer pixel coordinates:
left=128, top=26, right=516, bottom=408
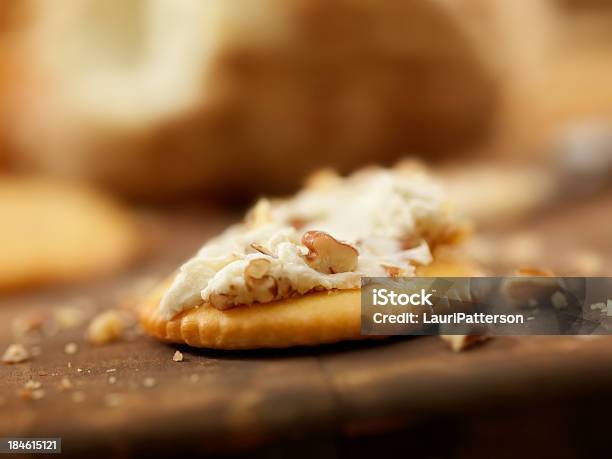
left=0, top=177, right=140, bottom=291
left=140, top=257, right=481, bottom=349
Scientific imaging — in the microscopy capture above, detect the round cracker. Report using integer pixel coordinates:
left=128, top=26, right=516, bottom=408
left=140, top=257, right=484, bottom=350
left=0, top=176, right=140, bottom=291
left=140, top=284, right=362, bottom=350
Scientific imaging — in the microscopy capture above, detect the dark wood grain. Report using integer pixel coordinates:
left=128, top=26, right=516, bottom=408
left=1, top=194, right=612, bottom=458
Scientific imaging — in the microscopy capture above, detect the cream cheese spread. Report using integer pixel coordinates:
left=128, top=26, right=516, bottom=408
left=159, top=167, right=457, bottom=319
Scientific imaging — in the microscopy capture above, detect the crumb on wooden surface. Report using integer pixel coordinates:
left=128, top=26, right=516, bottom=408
left=2, top=344, right=30, bottom=364
left=64, top=342, right=78, bottom=355
left=86, top=310, right=124, bottom=345
left=441, top=335, right=489, bottom=352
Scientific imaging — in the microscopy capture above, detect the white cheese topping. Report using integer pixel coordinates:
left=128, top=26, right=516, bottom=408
left=160, top=167, right=456, bottom=319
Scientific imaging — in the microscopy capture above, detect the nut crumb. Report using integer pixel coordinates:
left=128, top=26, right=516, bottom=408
left=143, top=377, right=156, bottom=388
left=86, top=310, right=124, bottom=345
left=250, top=243, right=274, bottom=257
left=441, top=335, right=488, bottom=352
left=2, top=344, right=30, bottom=364
left=108, top=375, right=117, bottom=385
left=381, top=264, right=404, bottom=277
left=54, top=306, right=86, bottom=330
left=24, top=380, right=42, bottom=390
left=106, top=368, right=117, bottom=373
left=60, top=377, right=73, bottom=390
left=243, top=258, right=277, bottom=304
left=76, top=368, right=83, bottom=373
left=64, top=343, right=78, bottom=355
left=32, top=389, right=45, bottom=400
left=172, top=351, right=184, bottom=362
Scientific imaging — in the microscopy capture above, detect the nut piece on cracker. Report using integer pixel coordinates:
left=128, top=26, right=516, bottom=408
left=140, top=165, right=480, bottom=350
left=302, top=231, right=359, bottom=274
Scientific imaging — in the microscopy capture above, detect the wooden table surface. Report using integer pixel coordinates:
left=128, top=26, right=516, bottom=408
left=1, top=194, right=612, bottom=458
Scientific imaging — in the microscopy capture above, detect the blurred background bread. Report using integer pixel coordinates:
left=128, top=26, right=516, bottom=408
left=4, top=0, right=500, bottom=199
left=498, top=0, right=612, bottom=158
left=1, top=0, right=610, bottom=202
